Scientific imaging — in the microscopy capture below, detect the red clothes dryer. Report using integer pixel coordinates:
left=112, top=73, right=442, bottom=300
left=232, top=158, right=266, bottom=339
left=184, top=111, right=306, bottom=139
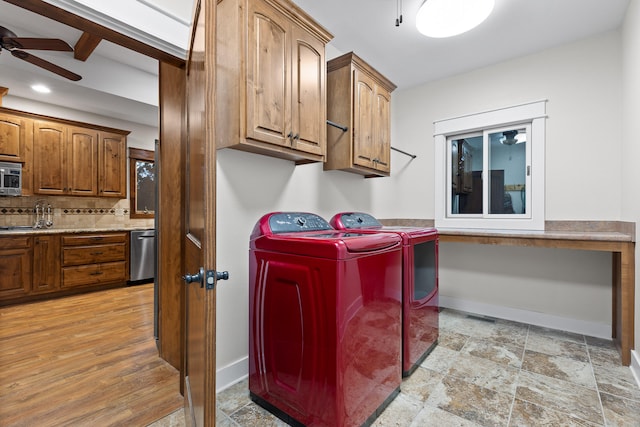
left=249, top=212, right=403, bottom=427
left=330, top=212, right=439, bottom=377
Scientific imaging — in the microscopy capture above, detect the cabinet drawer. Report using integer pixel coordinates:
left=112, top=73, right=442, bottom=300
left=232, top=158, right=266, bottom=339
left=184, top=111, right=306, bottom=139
left=62, top=261, right=127, bottom=288
left=62, top=233, right=127, bottom=246
left=0, top=236, right=31, bottom=249
left=62, top=243, right=126, bottom=266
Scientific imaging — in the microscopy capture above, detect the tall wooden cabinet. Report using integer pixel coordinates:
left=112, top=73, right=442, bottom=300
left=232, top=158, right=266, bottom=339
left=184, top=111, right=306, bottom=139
left=216, top=0, right=332, bottom=163
left=0, top=107, right=129, bottom=198
left=325, top=52, right=397, bottom=177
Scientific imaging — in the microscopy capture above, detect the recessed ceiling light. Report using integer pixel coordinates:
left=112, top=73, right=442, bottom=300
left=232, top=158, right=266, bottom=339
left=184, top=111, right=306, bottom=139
left=31, top=84, right=51, bottom=94
left=416, top=0, right=495, bottom=38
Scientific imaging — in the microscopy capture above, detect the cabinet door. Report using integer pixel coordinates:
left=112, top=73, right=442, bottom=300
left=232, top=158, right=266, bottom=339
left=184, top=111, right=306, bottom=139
left=290, top=25, right=325, bottom=156
left=67, top=127, right=98, bottom=196
left=246, top=0, right=291, bottom=147
left=353, top=69, right=376, bottom=169
left=0, top=112, right=31, bottom=163
left=0, top=237, right=32, bottom=299
left=372, top=86, right=391, bottom=173
left=33, top=120, right=67, bottom=195
left=460, top=141, right=474, bottom=193
left=99, top=132, right=126, bottom=198
left=32, top=235, right=60, bottom=294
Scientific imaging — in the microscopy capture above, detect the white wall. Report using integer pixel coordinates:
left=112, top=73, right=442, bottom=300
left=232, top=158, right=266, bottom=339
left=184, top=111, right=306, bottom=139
left=215, top=31, right=626, bottom=384
left=621, top=0, right=640, bottom=370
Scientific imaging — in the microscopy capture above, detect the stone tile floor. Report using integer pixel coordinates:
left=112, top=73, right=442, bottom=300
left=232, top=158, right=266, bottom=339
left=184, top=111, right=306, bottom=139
left=150, top=308, right=640, bottom=426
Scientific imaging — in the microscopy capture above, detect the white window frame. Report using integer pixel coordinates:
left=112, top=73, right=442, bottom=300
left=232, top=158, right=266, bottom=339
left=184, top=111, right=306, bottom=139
left=434, top=100, right=546, bottom=231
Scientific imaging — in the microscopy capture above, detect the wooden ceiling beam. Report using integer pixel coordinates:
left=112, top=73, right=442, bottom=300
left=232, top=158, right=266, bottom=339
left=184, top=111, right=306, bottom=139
left=74, top=31, right=102, bottom=61
left=3, top=0, right=185, bottom=68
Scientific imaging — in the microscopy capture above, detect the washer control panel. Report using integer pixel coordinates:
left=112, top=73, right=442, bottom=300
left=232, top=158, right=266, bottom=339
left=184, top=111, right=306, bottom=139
left=268, top=212, right=332, bottom=233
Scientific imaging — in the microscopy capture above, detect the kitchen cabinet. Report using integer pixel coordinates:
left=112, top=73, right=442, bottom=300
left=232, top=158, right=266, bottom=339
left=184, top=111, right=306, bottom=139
left=33, top=122, right=99, bottom=196
left=453, top=140, right=473, bottom=194
left=0, top=236, right=32, bottom=299
left=0, top=111, right=31, bottom=163
left=32, top=234, right=61, bottom=294
left=0, top=107, right=129, bottom=199
left=216, top=0, right=333, bottom=164
left=61, top=232, right=128, bottom=289
left=99, top=132, right=127, bottom=198
left=325, top=52, right=396, bottom=177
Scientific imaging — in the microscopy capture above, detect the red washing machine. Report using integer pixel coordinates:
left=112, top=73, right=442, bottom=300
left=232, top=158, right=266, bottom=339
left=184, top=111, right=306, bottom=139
left=249, top=212, right=403, bottom=427
left=330, top=212, right=439, bottom=377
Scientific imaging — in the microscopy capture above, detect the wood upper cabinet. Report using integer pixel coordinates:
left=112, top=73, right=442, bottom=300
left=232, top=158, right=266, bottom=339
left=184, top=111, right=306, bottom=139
left=33, top=120, right=67, bottom=195
left=217, top=0, right=332, bottom=163
left=0, top=112, right=32, bottom=163
left=325, top=52, right=396, bottom=177
left=0, top=106, right=130, bottom=198
left=99, top=132, right=126, bottom=198
left=67, top=126, right=99, bottom=196
left=33, top=123, right=98, bottom=196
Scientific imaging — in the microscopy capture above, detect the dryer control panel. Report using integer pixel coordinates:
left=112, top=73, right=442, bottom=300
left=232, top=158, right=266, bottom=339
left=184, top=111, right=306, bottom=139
left=333, top=212, right=382, bottom=229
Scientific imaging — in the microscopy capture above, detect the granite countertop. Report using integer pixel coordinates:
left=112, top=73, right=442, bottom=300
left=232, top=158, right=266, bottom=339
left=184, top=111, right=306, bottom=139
left=0, top=225, right=153, bottom=235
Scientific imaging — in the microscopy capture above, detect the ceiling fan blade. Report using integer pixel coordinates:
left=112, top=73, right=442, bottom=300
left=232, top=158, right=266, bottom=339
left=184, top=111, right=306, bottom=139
left=11, top=50, right=82, bottom=81
left=2, top=37, right=73, bottom=52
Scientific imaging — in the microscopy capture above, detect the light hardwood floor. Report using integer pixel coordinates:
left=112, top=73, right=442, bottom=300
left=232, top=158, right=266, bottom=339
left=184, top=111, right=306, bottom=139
left=0, top=283, right=183, bottom=427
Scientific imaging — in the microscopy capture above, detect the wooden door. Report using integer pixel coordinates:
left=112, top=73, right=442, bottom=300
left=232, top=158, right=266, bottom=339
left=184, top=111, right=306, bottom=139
left=183, top=0, right=217, bottom=425
left=353, top=69, right=375, bottom=169
left=246, top=0, right=291, bottom=147
left=99, top=131, right=126, bottom=197
left=33, top=120, right=67, bottom=195
left=290, top=25, right=325, bottom=156
left=67, top=127, right=98, bottom=196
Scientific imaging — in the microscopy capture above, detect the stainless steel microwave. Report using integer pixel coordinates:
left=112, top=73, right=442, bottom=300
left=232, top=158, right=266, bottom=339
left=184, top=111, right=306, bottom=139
left=0, top=162, right=22, bottom=196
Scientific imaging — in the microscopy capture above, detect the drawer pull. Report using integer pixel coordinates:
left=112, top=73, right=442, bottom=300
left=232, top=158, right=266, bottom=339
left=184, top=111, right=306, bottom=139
left=89, top=271, right=104, bottom=276
left=91, top=252, right=104, bottom=255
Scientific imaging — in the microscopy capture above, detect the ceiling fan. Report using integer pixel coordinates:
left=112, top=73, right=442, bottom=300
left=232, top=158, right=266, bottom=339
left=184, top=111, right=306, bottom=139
left=0, top=25, right=82, bottom=81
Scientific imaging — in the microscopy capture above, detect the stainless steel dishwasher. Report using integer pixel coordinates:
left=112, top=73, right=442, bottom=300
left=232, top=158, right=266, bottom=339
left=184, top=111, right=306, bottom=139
left=130, top=229, right=156, bottom=282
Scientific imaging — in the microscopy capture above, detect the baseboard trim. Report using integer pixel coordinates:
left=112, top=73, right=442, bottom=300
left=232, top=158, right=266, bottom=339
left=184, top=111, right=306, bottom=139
left=216, top=356, right=248, bottom=393
left=439, top=296, right=611, bottom=338
left=631, top=350, right=640, bottom=389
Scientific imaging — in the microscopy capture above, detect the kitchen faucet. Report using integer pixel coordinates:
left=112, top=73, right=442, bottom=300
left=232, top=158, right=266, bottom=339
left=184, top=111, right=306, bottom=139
left=34, top=200, right=54, bottom=229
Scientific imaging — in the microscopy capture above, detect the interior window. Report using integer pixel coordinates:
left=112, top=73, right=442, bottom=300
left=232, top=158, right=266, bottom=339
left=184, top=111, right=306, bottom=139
left=435, top=101, right=545, bottom=230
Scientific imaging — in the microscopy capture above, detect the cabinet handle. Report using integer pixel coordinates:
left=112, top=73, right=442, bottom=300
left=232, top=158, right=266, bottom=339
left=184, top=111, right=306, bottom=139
left=293, top=134, right=299, bottom=141
left=91, top=252, right=104, bottom=255
left=90, top=271, right=103, bottom=276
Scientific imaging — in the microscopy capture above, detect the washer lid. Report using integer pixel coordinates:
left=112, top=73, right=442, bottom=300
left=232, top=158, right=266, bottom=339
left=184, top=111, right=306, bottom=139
left=251, top=230, right=401, bottom=259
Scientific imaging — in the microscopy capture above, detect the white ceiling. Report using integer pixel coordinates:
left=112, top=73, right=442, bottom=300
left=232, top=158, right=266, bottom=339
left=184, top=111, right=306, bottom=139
left=0, top=0, right=631, bottom=127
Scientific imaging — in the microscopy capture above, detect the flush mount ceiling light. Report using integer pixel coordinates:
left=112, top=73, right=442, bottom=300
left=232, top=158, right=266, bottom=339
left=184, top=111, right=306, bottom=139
left=31, top=84, right=51, bottom=94
left=416, top=0, right=495, bottom=38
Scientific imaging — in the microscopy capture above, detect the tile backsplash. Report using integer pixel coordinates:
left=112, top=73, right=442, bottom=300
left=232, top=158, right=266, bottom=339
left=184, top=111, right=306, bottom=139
left=0, top=196, right=154, bottom=229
